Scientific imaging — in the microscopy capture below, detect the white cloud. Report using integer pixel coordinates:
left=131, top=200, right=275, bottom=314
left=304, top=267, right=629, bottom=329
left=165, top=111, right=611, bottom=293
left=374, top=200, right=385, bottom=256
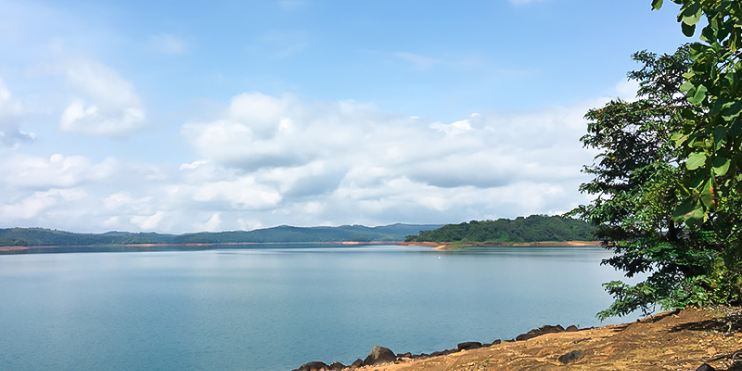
left=0, top=78, right=34, bottom=147
left=130, top=211, right=165, bottom=230
left=615, top=79, right=640, bottom=102
left=0, top=153, right=117, bottom=189
left=195, top=212, right=222, bottom=232
left=0, top=188, right=87, bottom=221
left=60, top=59, right=146, bottom=137
left=148, top=34, right=186, bottom=54
left=174, top=92, right=599, bottom=230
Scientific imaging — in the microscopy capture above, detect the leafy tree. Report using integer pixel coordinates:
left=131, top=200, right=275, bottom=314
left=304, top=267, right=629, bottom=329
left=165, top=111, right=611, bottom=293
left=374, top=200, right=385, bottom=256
left=574, top=0, right=742, bottom=319
left=653, top=0, right=742, bottom=289
left=404, top=215, right=594, bottom=243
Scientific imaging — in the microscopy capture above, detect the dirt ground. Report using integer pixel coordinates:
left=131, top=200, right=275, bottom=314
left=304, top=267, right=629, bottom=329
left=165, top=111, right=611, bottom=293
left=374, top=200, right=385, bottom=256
left=352, top=307, right=742, bottom=371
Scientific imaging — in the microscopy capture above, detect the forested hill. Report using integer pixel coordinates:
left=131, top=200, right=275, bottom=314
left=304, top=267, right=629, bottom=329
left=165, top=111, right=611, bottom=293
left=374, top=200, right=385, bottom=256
left=404, top=215, right=595, bottom=243
left=0, top=224, right=443, bottom=247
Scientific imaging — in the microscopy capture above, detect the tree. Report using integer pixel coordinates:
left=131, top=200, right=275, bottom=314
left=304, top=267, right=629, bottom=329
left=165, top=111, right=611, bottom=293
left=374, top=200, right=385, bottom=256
left=574, top=1, right=742, bottom=319
left=653, top=0, right=742, bottom=297
left=572, top=46, right=732, bottom=319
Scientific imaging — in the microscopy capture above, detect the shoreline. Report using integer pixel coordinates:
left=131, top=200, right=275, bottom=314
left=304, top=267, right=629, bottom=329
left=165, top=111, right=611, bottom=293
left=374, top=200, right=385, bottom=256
left=398, top=240, right=602, bottom=250
left=293, top=307, right=742, bottom=370
left=0, top=240, right=602, bottom=254
left=0, top=240, right=396, bottom=253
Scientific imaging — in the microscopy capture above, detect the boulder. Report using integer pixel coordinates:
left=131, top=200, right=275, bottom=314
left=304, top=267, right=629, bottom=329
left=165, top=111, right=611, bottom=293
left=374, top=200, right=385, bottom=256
left=558, top=350, right=584, bottom=364
left=350, top=358, right=364, bottom=368
left=294, top=361, right=329, bottom=371
left=363, top=346, right=396, bottom=366
left=565, top=325, right=579, bottom=332
left=328, top=362, right=345, bottom=370
left=457, top=341, right=482, bottom=351
left=516, top=324, right=565, bottom=341
left=539, top=324, right=565, bottom=334
left=515, top=330, right=539, bottom=341
left=696, top=364, right=716, bottom=371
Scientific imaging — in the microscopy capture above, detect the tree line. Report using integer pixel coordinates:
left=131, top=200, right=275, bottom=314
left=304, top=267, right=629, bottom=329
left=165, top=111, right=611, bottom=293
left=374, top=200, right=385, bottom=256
left=0, top=224, right=443, bottom=247
left=404, top=215, right=595, bottom=243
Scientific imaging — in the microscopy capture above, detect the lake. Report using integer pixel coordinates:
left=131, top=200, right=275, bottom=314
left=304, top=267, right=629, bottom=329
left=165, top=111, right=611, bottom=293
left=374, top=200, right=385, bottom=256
left=0, top=244, right=640, bottom=371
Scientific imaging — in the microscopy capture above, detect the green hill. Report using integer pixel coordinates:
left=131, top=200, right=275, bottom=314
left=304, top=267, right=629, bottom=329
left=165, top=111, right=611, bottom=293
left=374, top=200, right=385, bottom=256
left=0, top=224, right=442, bottom=247
left=404, top=215, right=595, bottom=243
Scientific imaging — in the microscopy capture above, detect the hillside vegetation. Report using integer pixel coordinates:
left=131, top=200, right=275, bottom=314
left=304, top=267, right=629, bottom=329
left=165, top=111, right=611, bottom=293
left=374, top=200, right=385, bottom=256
left=0, top=224, right=442, bottom=247
left=404, top=215, right=595, bottom=243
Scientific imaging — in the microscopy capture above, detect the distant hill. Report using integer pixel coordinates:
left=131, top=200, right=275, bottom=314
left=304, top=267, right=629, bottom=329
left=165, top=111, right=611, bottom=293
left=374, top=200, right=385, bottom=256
left=404, top=215, right=595, bottom=243
left=0, top=224, right=443, bottom=247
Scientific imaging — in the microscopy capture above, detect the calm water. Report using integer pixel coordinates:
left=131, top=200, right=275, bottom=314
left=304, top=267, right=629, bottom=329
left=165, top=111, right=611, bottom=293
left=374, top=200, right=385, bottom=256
left=0, top=245, right=639, bottom=371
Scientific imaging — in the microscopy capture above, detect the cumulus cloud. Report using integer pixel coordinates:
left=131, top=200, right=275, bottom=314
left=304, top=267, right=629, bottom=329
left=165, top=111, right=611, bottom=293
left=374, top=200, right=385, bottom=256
left=175, top=92, right=599, bottom=231
left=195, top=212, right=222, bottom=232
left=0, top=153, right=117, bottom=189
left=0, top=89, right=606, bottom=233
left=130, top=211, right=166, bottom=230
left=60, top=59, right=146, bottom=137
left=0, top=78, right=34, bottom=147
left=615, top=79, right=641, bottom=102
left=0, top=188, right=87, bottom=221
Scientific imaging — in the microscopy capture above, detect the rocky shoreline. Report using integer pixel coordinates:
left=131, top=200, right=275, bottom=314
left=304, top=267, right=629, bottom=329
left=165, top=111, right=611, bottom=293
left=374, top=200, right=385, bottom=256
left=292, top=307, right=742, bottom=371
left=292, top=323, right=592, bottom=371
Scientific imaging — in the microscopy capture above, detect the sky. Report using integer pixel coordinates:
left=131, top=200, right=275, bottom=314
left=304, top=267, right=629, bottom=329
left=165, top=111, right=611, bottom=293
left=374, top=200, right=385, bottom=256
left=0, top=0, right=693, bottom=234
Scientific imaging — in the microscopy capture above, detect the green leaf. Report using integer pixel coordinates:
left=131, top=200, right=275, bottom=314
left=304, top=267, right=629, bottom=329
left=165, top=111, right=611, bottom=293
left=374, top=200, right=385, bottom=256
left=686, top=152, right=707, bottom=170
left=680, top=80, right=695, bottom=92
left=681, top=3, right=703, bottom=26
left=686, top=84, right=707, bottom=105
left=682, top=22, right=697, bottom=37
left=651, top=0, right=663, bottom=11
left=671, top=131, right=689, bottom=147
left=713, top=126, right=727, bottom=150
left=731, top=121, right=742, bottom=137
left=713, top=156, right=731, bottom=176
left=673, top=199, right=704, bottom=228
left=721, top=101, right=742, bottom=121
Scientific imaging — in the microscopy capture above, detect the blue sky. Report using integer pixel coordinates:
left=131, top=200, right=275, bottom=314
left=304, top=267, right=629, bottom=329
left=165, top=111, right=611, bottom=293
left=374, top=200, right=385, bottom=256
left=0, top=0, right=692, bottom=233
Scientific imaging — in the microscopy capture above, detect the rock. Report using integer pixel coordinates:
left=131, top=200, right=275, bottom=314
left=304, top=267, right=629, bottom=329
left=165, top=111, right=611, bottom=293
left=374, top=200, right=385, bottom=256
left=565, top=325, right=579, bottom=332
left=294, top=361, right=329, bottom=371
left=457, top=341, right=482, bottom=351
left=430, top=350, right=452, bottom=357
left=515, top=331, right=539, bottom=341
left=696, top=364, right=716, bottom=371
left=491, top=339, right=502, bottom=345
left=558, top=350, right=584, bottom=364
left=363, top=346, right=396, bottom=366
left=397, top=352, right=412, bottom=359
left=516, top=325, right=565, bottom=341
left=539, top=324, right=565, bottom=334
left=350, top=358, right=363, bottom=368
left=328, top=362, right=345, bottom=370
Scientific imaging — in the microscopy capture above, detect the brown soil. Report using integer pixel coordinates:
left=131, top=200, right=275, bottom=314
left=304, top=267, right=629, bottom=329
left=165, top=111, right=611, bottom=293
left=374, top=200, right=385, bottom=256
left=350, top=307, right=742, bottom=371
left=398, top=241, right=602, bottom=249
